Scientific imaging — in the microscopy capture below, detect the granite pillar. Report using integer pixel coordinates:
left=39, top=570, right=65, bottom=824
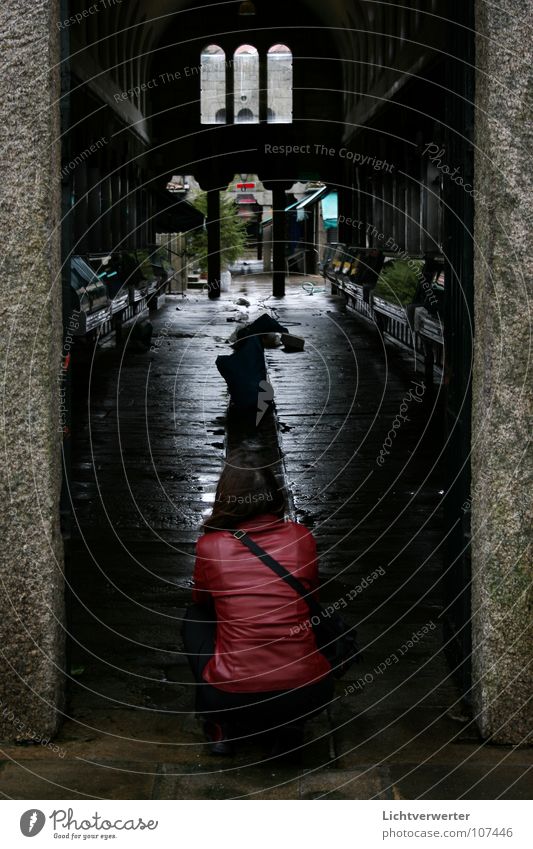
left=0, top=0, right=64, bottom=741
left=471, top=0, right=533, bottom=743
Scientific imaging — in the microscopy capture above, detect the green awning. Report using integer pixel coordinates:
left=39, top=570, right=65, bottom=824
left=295, top=186, right=328, bottom=209
left=261, top=186, right=329, bottom=227
left=321, top=191, right=338, bottom=229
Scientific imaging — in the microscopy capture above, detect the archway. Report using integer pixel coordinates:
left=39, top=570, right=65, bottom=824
left=0, top=0, right=530, bottom=768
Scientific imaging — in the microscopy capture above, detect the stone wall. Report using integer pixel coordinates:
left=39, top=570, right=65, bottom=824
left=0, top=0, right=64, bottom=741
left=472, top=0, right=533, bottom=743
left=234, top=50, right=260, bottom=124
left=267, top=51, right=293, bottom=123
left=201, top=47, right=227, bottom=125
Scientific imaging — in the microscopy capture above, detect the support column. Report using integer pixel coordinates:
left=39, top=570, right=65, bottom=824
left=272, top=185, right=286, bottom=297
left=74, top=161, right=89, bottom=253
left=304, top=205, right=316, bottom=275
left=100, top=154, right=113, bottom=252
left=0, top=0, right=64, bottom=741
left=111, top=162, right=122, bottom=250
left=119, top=159, right=130, bottom=248
left=257, top=211, right=263, bottom=261
left=337, top=183, right=353, bottom=244
left=207, top=189, right=221, bottom=298
left=127, top=166, right=137, bottom=248
left=471, top=0, right=533, bottom=743
left=87, top=165, right=102, bottom=251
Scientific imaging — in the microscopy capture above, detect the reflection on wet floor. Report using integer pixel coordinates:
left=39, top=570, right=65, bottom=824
left=2, top=278, right=532, bottom=800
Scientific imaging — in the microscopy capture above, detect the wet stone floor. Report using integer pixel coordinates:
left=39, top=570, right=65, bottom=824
left=1, top=277, right=532, bottom=800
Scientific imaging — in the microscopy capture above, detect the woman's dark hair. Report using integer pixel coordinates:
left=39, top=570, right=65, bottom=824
left=203, top=451, right=288, bottom=532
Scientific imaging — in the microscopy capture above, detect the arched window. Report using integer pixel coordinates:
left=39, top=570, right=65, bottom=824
left=234, top=45, right=259, bottom=123
left=200, top=44, right=292, bottom=124
left=201, top=45, right=226, bottom=124
left=236, top=107, right=255, bottom=123
left=267, top=44, right=292, bottom=124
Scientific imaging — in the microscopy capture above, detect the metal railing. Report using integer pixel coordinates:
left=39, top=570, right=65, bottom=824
left=329, top=274, right=444, bottom=385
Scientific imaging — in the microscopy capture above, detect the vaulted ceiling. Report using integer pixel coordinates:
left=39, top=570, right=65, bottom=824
left=70, top=0, right=444, bottom=97
left=67, top=0, right=446, bottom=182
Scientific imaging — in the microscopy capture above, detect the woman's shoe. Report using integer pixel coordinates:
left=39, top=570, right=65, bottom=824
left=203, top=721, right=234, bottom=756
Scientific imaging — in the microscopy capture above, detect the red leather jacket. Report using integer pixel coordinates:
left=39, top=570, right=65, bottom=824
left=192, top=513, right=331, bottom=692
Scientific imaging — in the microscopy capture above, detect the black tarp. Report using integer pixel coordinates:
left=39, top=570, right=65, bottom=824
left=153, top=191, right=205, bottom=234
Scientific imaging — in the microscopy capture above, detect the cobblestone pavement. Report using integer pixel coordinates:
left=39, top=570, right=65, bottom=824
left=1, top=277, right=532, bottom=800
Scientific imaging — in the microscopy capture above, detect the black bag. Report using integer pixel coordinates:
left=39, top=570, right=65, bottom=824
left=233, top=530, right=361, bottom=678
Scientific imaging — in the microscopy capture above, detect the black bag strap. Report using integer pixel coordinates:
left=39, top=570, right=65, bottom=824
left=232, top=529, right=323, bottom=620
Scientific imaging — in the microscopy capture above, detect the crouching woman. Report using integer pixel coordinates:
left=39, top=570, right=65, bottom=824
left=182, top=458, right=333, bottom=756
